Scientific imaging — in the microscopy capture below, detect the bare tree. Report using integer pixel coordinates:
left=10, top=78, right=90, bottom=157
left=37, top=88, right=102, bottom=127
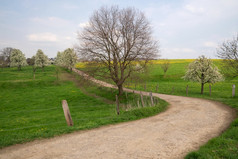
left=77, top=6, right=159, bottom=96
left=0, top=55, right=5, bottom=68
left=0, top=47, right=13, bottom=67
left=217, top=34, right=238, bottom=77
left=160, top=59, right=170, bottom=76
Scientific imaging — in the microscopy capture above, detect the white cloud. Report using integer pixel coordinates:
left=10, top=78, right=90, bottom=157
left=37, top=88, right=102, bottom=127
left=144, top=0, right=238, bottom=59
left=184, top=4, right=204, bottom=14
left=27, top=32, right=58, bottom=42
left=62, top=4, right=79, bottom=10
left=171, top=48, right=196, bottom=53
left=65, top=36, right=72, bottom=40
left=161, top=47, right=198, bottom=59
left=31, top=16, right=70, bottom=27
left=78, top=22, right=90, bottom=28
left=204, top=41, right=217, bottom=48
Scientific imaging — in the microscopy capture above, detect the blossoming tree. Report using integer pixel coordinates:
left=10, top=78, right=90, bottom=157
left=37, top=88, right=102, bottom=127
left=183, top=55, right=223, bottom=94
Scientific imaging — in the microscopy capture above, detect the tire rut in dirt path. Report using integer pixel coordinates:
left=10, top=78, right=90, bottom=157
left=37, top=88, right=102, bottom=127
left=0, top=69, right=236, bottom=159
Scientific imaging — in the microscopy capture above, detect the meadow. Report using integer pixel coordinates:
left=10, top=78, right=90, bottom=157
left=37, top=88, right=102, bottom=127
left=1, top=59, right=238, bottom=158
left=122, top=59, right=238, bottom=159
left=76, top=59, right=238, bottom=158
left=0, top=66, right=167, bottom=148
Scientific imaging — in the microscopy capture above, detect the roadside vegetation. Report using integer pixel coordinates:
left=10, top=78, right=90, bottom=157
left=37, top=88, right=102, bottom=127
left=0, top=65, right=167, bottom=148
left=117, top=59, right=237, bottom=159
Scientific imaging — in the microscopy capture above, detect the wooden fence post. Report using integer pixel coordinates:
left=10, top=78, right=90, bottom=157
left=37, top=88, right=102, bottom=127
left=137, top=100, right=140, bottom=107
left=150, top=92, right=154, bottom=106
left=209, top=84, right=211, bottom=96
left=232, top=84, right=235, bottom=97
left=62, top=100, right=73, bottom=126
left=186, top=85, right=189, bottom=96
left=156, top=98, right=159, bottom=104
left=171, top=87, right=174, bottom=94
left=116, top=95, right=120, bottom=115
left=140, top=91, right=144, bottom=107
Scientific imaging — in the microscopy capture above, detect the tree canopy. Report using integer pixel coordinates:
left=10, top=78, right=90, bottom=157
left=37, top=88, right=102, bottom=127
left=10, top=49, right=27, bottom=70
left=63, top=48, right=77, bottom=71
left=55, top=48, right=77, bottom=71
left=35, top=49, right=48, bottom=71
left=183, top=55, right=223, bottom=94
left=77, top=6, right=159, bottom=95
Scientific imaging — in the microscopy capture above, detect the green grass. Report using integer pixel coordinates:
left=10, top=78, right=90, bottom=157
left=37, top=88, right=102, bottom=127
left=0, top=66, right=167, bottom=149
left=121, top=59, right=238, bottom=159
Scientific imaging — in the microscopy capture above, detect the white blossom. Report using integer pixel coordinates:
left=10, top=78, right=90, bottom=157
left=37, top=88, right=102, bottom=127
left=10, top=49, right=27, bottom=70
left=183, top=55, right=223, bottom=94
left=35, top=49, right=48, bottom=70
left=55, top=51, right=64, bottom=66
left=55, top=48, right=77, bottom=71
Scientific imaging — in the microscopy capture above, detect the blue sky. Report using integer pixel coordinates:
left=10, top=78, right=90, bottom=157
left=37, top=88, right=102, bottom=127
left=0, top=0, right=237, bottom=58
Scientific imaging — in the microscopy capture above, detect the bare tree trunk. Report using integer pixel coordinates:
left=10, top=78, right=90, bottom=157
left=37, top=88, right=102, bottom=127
left=33, top=66, right=36, bottom=79
left=201, top=83, right=204, bottom=94
left=118, top=84, right=123, bottom=96
left=201, top=73, right=204, bottom=94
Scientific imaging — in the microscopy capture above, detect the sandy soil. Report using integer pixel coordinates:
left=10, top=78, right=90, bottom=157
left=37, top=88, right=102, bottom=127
left=0, top=69, right=236, bottom=159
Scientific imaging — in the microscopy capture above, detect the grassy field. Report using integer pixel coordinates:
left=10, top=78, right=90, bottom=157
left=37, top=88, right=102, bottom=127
left=120, top=59, right=238, bottom=159
left=0, top=65, right=167, bottom=149
left=1, top=60, right=238, bottom=158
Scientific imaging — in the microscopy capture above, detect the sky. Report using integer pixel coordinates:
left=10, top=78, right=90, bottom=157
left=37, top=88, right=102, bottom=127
left=0, top=0, right=237, bottom=59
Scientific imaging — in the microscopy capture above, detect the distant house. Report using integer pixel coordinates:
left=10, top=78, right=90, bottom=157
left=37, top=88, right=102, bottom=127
left=48, top=58, right=55, bottom=65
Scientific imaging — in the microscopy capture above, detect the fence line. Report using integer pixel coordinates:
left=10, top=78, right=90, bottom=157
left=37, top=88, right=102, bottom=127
left=124, top=83, right=236, bottom=98
left=0, top=104, right=117, bottom=115
left=2, top=81, right=235, bottom=132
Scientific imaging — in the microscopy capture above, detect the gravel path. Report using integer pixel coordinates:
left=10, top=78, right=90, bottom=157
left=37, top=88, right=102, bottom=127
left=0, top=69, right=236, bottom=159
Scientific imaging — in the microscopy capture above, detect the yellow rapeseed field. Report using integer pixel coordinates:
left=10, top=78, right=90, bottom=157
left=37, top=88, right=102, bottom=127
left=75, top=59, right=222, bottom=68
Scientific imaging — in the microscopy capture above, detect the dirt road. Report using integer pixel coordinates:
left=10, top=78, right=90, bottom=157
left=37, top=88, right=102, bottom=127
left=0, top=69, right=236, bottom=159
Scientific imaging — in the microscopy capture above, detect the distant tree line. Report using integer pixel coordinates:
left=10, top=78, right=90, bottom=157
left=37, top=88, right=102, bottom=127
left=0, top=47, right=78, bottom=72
left=0, top=47, right=49, bottom=71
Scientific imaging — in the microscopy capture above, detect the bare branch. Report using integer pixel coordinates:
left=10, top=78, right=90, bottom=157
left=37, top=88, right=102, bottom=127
left=76, top=6, right=159, bottom=95
left=217, top=34, right=238, bottom=77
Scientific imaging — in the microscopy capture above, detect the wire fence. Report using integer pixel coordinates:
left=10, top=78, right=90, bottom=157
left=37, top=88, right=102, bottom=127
left=1, top=82, right=236, bottom=133
left=0, top=94, right=160, bottom=132
left=124, top=81, right=236, bottom=98
left=0, top=104, right=115, bottom=115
